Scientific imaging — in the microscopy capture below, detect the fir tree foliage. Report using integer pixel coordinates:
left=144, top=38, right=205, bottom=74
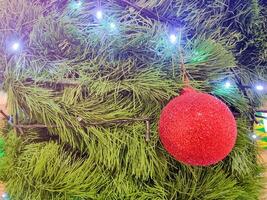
left=0, top=0, right=266, bottom=199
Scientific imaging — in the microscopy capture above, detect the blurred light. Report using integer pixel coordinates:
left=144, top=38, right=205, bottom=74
left=256, top=85, right=264, bottom=91
left=224, top=81, right=231, bottom=88
left=96, top=10, right=103, bottom=20
left=11, top=42, right=20, bottom=51
left=76, top=1, right=82, bottom=6
left=249, top=133, right=259, bottom=141
left=109, top=22, right=116, bottom=30
left=74, top=0, right=82, bottom=7
left=169, top=34, right=177, bottom=44
left=263, top=113, right=267, bottom=130
left=2, top=192, right=9, bottom=200
left=70, top=0, right=82, bottom=10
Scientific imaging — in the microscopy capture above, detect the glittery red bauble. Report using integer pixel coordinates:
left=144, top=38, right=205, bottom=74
left=159, top=88, right=237, bottom=166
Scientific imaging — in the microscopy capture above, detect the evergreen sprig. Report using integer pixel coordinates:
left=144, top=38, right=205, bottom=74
left=0, top=0, right=266, bottom=199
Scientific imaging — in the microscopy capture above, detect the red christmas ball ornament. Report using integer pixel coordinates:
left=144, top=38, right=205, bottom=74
left=159, top=88, right=237, bottom=166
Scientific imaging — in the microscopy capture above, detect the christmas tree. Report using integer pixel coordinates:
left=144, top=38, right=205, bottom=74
left=0, top=0, right=266, bottom=199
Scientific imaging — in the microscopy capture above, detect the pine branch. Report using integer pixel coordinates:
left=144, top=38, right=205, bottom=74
left=14, top=124, right=56, bottom=129
left=115, top=0, right=182, bottom=27
left=0, top=110, right=9, bottom=120
left=13, top=118, right=151, bottom=141
left=23, top=78, right=80, bottom=87
left=15, top=118, right=150, bottom=127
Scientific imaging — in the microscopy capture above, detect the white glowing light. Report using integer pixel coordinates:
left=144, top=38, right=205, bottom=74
left=110, top=22, right=116, bottom=30
left=252, top=134, right=257, bottom=139
left=11, top=42, right=20, bottom=51
left=225, top=81, right=231, bottom=88
left=2, top=192, right=8, bottom=199
left=71, top=0, right=82, bottom=9
left=263, top=113, right=267, bottom=132
left=96, top=10, right=103, bottom=20
left=169, top=34, right=177, bottom=44
left=256, top=85, right=264, bottom=91
left=76, top=1, right=82, bottom=6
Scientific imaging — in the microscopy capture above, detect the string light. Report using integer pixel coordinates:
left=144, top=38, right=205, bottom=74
left=74, top=1, right=82, bottom=8
left=109, top=22, right=116, bottom=30
left=76, top=1, right=82, bottom=6
left=11, top=42, right=20, bottom=51
left=7, top=7, right=267, bottom=98
left=70, top=0, right=82, bottom=10
left=1, top=192, right=9, bottom=200
left=249, top=133, right=259, bottom=141
left=169, top=34, right=177, bottom=44
left=224, top=81, right=231, bottom=88
left=9, top=41, right=21, bottom=53
left=96, top=10, right=103, bottom=20
left=256, top=85, right=264, bottom=91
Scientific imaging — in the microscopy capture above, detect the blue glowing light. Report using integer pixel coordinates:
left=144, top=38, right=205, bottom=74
left=76, top=1, right=82, bottom=6
left=109, top=22, right=116, bottom=30
left=2, top=192, right=10, bottom=200
left=96, top=10, right=103, bottom=20
left=70, top=0, right=82, bottom=9
left=256, top=85, right=264, bottom=91
left=11, top=42, right=20, bottom=51
left=169, top=34, right=177, bottom=44
left=224, top=81, right=231, bottom=88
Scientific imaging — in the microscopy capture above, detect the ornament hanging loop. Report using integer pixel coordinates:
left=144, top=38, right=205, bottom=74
left=179, top=50, right=190, bottom=87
